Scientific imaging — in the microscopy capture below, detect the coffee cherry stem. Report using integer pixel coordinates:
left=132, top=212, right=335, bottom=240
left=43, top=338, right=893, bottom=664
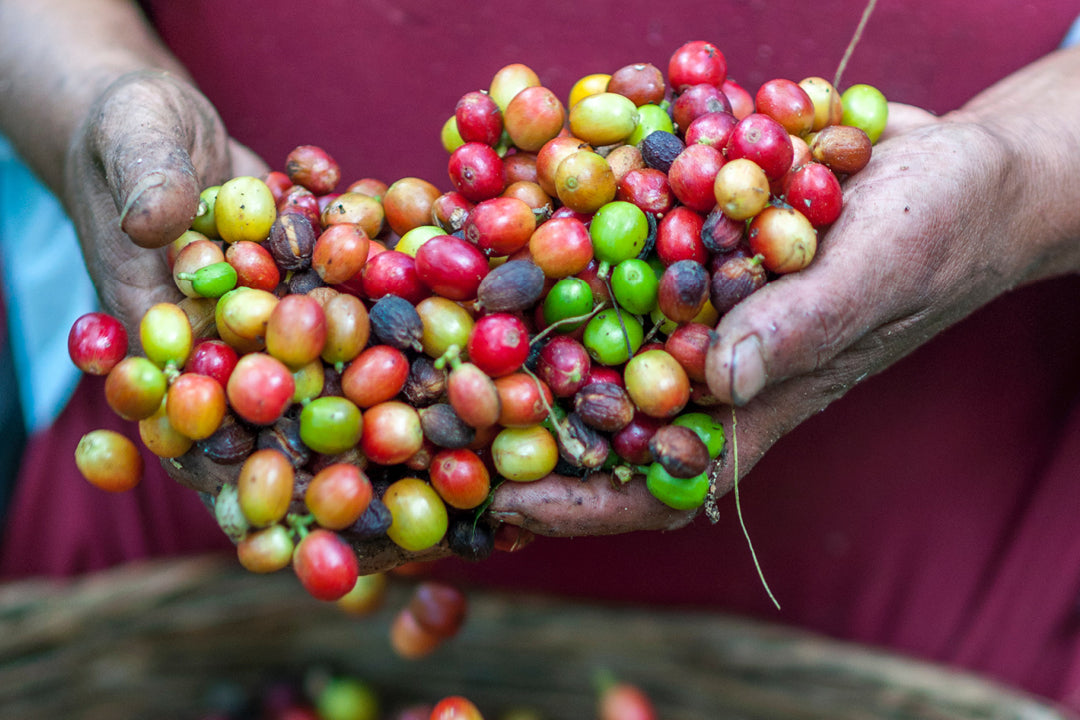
left=529, top=302, right=609, bottom=347
left=433, top=343, right=463, bottom=371
left=611, top=464, right=636, bottom=485
left=473, top=479, right=502, bottom=523
left=522, top=365, right=577, bottom=452
left=164, top=360, right=182, bottom=384
left=603, top=276, right=636, bottom=361
left=287, top=511, right=317, bottom=540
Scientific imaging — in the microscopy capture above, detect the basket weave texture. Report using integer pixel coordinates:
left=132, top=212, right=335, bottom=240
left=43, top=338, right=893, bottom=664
left=0, top=555, right=1075, bottom=720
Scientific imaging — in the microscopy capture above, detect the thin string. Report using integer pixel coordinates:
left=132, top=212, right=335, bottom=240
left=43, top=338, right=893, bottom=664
left=833, top=0, right=879, bottom=89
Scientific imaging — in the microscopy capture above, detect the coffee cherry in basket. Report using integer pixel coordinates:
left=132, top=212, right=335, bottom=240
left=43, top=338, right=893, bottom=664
left=598, top=679, right=658, bottom=720
left=428, top=696, right=485, bottom=720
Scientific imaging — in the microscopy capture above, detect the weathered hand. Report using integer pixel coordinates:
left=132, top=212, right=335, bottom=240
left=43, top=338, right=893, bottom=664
left=164, top=446, right=458, bottom=575
left=491, top=98, right=1079, bottom=535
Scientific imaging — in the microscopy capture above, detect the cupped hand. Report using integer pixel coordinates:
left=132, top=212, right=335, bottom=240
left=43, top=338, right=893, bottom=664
left=696, top=103, right=1067, bottom=495
left=492, top=102, right=1066, bottom=534
left=164, top=447, right=456, bottom=575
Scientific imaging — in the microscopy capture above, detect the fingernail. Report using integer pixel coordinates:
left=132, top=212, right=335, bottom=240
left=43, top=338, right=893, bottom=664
left=730, top=335, right=766, bottom=406
left=118, top=171, right=167, bottom=230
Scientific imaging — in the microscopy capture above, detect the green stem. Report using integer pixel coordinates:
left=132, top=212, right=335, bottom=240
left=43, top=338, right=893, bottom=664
left=522, top=365, right=574, bottom=450
left=433, top=343, right=462, bottom=371
left=603, top=275, right=634, bottom=360
left=287, top=512, right=316, bottom=540
left=529, top=302, right=608, bottom=347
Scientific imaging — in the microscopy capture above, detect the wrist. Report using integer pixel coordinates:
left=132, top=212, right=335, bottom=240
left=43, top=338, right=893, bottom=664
left=947, top=46, right=1080, bottom=284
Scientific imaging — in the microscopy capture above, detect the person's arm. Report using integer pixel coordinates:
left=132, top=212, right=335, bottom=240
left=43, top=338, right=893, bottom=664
left=491, top=45, right=1080, bottom=533
left=0, top=0, right=264, bottom=330
left=0, top=0, right=191, bottom=194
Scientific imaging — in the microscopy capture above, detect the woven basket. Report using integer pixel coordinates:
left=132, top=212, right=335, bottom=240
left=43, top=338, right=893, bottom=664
left=0, top=555, right=1074, bottom=720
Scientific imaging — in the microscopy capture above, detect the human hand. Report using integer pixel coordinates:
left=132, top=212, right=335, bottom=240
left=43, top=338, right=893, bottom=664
left=165, top=446, right=457, bottom=575
left=490, top=101, right=1071, bottom=534
left=693, top=102, right=1073, bottom=496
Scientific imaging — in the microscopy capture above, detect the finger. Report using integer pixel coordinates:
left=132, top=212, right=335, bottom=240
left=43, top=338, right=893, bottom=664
left=488, top=472, right=697, bottom=536
left=89, top=71, right=229, bottom=248
left=704, top=136, right=946, bottom=407
left=878, top=102, right=939, bottom=142
left=229, top=139, right=270, bottom=180
left=704, top=261, right=874, bottom=407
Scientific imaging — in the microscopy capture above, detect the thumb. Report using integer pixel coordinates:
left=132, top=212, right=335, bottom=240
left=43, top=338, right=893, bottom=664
left=704, top=246, right=879, bottom=407
left=89, top=71, right=231, bottom=248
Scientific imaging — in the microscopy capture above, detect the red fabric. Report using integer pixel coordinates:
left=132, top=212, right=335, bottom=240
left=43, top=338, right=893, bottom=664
left=5, top=0, right=1080, bottom=707
left=144, top=0, right=1075, bottom=191
left=0, top=375, right=231, bottom=577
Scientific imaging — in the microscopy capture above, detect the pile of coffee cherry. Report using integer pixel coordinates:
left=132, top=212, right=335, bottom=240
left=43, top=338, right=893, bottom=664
left=68, top=40, right=885, bottom=602
left=199, top=664, right=654, bottom=720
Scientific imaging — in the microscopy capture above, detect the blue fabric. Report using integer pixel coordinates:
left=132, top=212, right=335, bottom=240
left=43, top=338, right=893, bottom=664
left=1066, top=14, right=1080, bottom=47
left=0, top=137, right=96, bottom=434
